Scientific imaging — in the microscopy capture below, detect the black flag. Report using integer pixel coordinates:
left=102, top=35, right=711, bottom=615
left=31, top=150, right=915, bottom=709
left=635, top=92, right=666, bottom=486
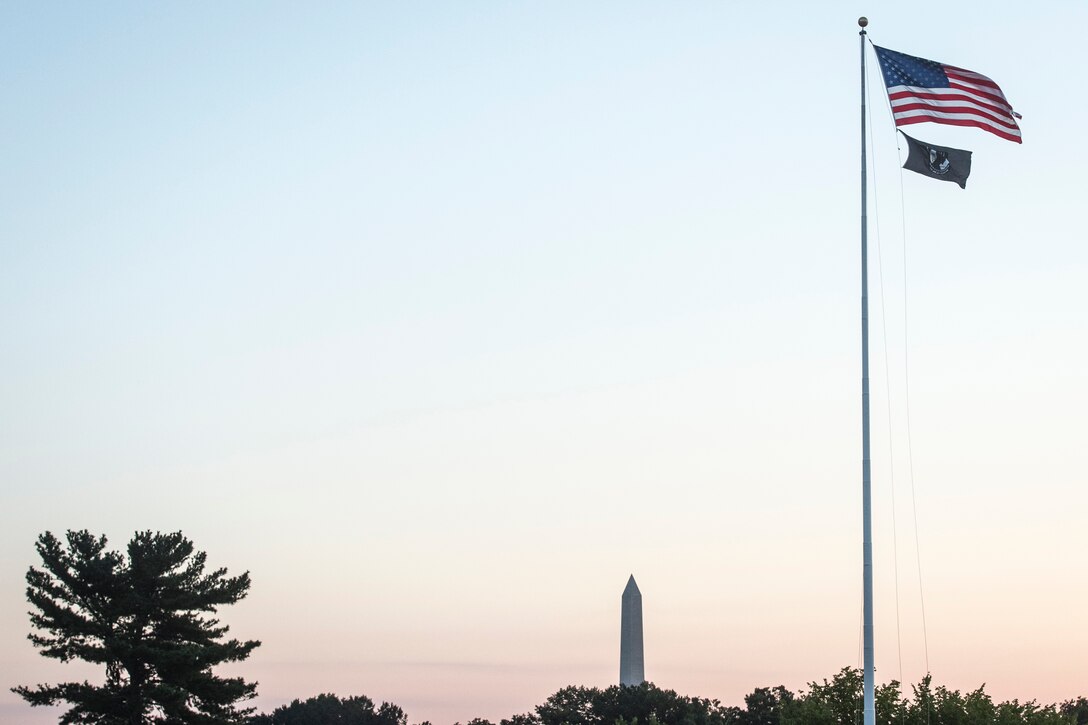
left=900, top=131, right=972, bottom=188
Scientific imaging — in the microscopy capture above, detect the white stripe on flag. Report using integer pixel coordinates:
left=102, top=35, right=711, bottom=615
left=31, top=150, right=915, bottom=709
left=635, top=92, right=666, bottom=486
left=888, top=85, right=1016, bottom=118
left=892, top=108, right=1023, bottom=137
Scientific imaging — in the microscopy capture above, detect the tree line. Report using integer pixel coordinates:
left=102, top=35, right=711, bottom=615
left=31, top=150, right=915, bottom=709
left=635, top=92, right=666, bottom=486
left=234, top=676, right=1088, bottom=725
left=12, top=530, right=1087, bottom=725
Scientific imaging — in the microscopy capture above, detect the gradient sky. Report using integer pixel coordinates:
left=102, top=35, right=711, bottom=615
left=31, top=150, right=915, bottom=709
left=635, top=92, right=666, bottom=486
left=2, top=2, right=1086, bottom=723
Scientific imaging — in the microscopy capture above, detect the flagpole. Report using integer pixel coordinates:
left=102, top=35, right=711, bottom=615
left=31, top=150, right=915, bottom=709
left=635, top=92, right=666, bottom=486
left=858, top=16, right=876, bottom=725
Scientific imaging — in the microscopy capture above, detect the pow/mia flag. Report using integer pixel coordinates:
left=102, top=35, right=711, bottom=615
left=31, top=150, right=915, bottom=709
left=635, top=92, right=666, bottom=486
left=900, top=131, right=972, bottom=189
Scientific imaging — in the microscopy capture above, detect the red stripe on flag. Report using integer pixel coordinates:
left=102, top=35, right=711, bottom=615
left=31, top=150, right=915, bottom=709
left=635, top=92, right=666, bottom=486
left=944, top=64, right=1000, bottom=87
left=888, top=89, right=1014, bottom=117
left=947, top=80, right=1012, bottom=110
left=890, top=101, right=1020, bottom=130
left=944, top=67, right=1004, bottom=92
left=894, top=115, right=1023, bottom=144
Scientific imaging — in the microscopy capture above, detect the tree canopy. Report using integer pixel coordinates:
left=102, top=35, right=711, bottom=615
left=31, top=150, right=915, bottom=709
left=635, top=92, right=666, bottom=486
left=431, top=671, right=1083, bottom=725
left=777, top=668, right=1073, bottom=725
left=459, top=682, right=739, bottom=725
left=250, top=693, right=407, bottom=725
left=13, top=529, right=260, bottom=724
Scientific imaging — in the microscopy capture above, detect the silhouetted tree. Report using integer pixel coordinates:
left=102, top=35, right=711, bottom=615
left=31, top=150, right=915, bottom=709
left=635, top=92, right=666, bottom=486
left=500, top=714, right=541, bottom=725
left=537, top=686, right=595, bottom=725
left=776, top=669, right=1076, bottom=725
left=1061, top=699, right=1088, bottom=725
left=535, top=682, right=737, bottom=725
left=781, top=667, right=862, bottom=725
left=741, top=686, right=794, bottom=725
left=259, top=672, right=1085, bottom=725
left=897, top=678, right=1071, bottom=725
left=12, top=530, right=259, bottom=724
left=873, top=679, right=907, bottom=725
left=250, top=693, right=406, bottom=725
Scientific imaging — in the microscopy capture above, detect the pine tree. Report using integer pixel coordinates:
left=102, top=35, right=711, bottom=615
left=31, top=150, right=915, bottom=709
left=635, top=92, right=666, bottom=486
left=12, top=529, right=261, bottom=724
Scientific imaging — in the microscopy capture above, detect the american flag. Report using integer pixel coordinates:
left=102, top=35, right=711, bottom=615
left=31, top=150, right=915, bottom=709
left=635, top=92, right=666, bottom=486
left=873, top=45, right=1022, bottom=144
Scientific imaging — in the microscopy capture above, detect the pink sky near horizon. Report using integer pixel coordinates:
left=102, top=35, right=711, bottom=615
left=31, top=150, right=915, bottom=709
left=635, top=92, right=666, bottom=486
left=4, top=368, right=1086, bottom=723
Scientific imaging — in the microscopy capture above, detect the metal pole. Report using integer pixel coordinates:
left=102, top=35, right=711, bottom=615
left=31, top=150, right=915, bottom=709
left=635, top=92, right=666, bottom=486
left=858, top=16, right=876, bottom=725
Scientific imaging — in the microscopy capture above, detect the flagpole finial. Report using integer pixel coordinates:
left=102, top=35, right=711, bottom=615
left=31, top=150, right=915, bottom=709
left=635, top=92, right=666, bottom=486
left=858, top=16, right=868, bottom=28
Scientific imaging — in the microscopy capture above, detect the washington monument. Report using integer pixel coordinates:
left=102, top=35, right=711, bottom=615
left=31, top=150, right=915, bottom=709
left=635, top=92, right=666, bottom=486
left=619, top=575, right=644, bottom=686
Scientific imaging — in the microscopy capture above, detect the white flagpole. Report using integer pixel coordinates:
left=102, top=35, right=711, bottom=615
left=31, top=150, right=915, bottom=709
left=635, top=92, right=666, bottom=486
left=858, top=16, right=876, bottom=725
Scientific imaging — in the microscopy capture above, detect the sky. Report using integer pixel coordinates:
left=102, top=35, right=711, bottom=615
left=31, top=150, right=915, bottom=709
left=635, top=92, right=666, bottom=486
left=1, top=2, right=1086, bottom=723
